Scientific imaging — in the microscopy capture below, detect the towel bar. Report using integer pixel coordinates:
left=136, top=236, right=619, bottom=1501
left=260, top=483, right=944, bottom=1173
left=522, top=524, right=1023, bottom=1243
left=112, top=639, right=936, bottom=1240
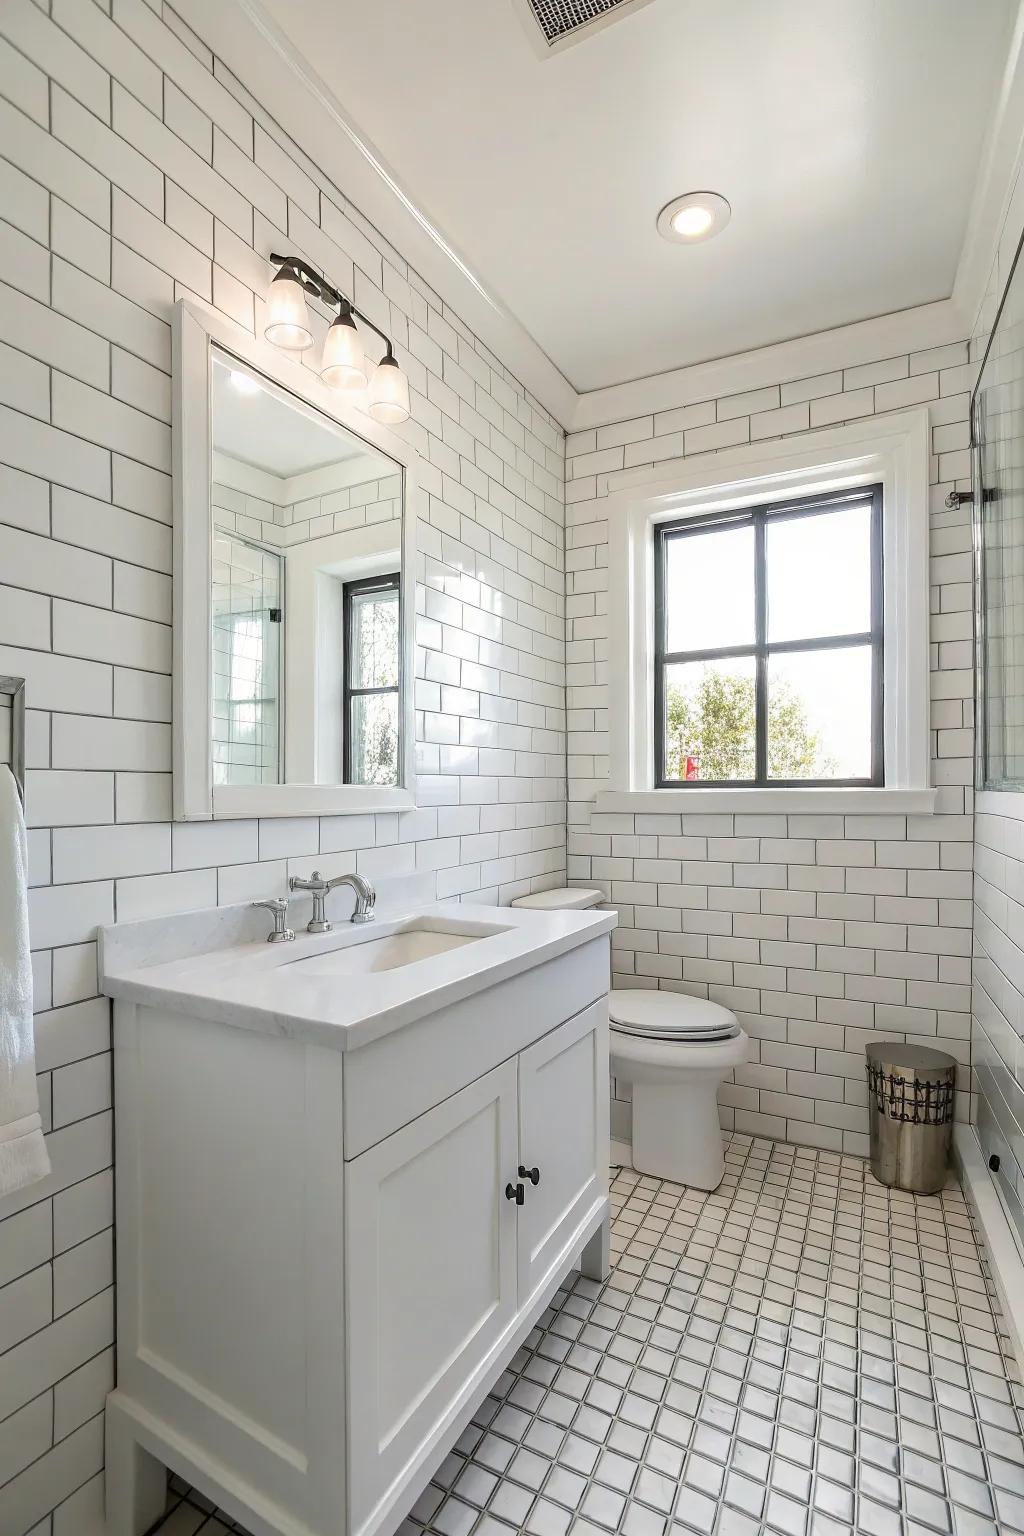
left=0, top=675, right=25, bottom=808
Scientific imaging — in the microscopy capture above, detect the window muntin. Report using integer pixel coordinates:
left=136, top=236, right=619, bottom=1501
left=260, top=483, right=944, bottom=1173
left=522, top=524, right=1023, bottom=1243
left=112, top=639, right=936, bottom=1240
left=343, top=573, right=400, bottom=786
left=654, top=486, right=883, bottom=787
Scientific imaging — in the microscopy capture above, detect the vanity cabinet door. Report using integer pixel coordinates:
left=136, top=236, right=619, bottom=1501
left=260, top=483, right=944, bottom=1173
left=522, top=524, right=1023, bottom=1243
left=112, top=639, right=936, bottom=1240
left=345, top=1059, right=519, bottom=1536
left=516, top=1001, right=609, bottom=1302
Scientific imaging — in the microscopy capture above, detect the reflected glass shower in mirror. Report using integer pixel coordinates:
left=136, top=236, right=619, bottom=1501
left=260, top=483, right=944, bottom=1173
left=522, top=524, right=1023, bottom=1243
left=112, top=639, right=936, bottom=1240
left=209, top=346, right=404, bottom=789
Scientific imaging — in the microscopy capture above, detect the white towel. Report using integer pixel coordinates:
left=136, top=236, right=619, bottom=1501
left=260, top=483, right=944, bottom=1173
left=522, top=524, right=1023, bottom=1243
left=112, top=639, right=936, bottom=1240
left=0, top=766, right=50, bottom=1196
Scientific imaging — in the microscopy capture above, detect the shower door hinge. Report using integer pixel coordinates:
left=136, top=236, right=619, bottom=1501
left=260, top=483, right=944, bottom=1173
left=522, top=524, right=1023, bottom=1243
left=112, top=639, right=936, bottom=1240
left=943, top=489, right=974, bottom=510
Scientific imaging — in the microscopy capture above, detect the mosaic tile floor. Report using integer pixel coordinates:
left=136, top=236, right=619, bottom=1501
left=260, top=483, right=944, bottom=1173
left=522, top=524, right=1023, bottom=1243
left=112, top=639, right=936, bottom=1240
left=154, top=1135, right=1024, bottom=1536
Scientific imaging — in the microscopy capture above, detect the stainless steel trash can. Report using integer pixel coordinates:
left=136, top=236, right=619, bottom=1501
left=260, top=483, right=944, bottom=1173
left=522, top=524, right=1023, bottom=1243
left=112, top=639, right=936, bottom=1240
left=865, top=1042, right=956, bottom=1195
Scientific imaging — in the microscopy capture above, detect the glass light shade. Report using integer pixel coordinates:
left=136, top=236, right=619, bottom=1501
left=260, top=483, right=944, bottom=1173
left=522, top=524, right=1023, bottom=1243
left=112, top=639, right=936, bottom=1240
left=264, top=267, right=313, bottom=351
left=321, top=311, right=367, bottom=390
left=367, top=355, right=411, bottom=425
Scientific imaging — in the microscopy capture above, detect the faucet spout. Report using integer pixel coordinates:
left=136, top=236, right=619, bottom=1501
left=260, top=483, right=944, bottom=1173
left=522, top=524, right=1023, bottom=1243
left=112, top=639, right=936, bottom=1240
left=326, top=872, right=376, bottom=924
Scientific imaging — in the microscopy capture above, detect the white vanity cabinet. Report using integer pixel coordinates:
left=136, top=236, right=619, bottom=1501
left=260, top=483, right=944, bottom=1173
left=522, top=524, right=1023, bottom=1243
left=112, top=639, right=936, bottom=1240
left=347, top=1002, right=607, bottom=1536
left=103, top=908, right=612, bottom=1536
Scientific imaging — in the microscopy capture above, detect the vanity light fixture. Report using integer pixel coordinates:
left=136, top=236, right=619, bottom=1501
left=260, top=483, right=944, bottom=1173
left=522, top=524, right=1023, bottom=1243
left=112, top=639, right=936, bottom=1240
left=657, top=191, right=731, bottom=244
left=264, top=259, right=314, bottom=350
left=367, top=348, right=412, bottom=425
left=264, top=253, right=411, bottom=424
left=321, top=304, right=367, bottom=391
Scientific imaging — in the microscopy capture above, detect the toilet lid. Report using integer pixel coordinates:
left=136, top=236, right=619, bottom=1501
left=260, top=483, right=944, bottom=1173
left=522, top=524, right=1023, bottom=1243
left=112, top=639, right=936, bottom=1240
left=511, top=887, right=603, bottom=911
left=609, top=990, right=739, bottom=1042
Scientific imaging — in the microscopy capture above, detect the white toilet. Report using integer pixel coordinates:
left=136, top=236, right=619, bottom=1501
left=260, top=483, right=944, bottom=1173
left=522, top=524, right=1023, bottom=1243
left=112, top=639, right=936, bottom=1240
left=511, top=888, right=748, bottom=1192
left=608, top=990, right=747, bottom=1190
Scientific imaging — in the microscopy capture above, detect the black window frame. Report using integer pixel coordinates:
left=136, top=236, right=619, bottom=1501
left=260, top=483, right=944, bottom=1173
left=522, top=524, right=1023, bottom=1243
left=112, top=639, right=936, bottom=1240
left=654, top=484, right=884, bottom=788
left=342, top=571, right=401, bottom=786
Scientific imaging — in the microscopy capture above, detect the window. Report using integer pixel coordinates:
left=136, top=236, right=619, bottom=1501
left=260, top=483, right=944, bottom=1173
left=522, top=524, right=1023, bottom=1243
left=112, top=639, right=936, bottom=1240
left=343, top=573, right=401, bottom=786
left=654, top=486, right=883, bottom=787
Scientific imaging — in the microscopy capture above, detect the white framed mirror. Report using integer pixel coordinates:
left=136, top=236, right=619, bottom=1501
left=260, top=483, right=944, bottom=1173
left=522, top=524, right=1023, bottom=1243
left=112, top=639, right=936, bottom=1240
left=172, top=299, right=418, bottom=820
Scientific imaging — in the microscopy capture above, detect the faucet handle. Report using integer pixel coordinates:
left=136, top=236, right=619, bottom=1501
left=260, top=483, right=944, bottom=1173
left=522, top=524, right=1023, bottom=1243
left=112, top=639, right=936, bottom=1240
left=251, top=897, right=295, bottom=943
left=288, top=870, right=328, bottom=893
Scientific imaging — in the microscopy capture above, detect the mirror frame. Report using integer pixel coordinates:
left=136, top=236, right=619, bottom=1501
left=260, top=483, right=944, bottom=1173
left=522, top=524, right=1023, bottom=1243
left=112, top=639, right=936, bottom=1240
left=171, top=298, right=419, bottom=820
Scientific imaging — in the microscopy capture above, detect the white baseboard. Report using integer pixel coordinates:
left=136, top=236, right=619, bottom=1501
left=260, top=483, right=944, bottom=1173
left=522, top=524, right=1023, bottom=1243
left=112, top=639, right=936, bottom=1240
left=953, top=1124, right=1024, bottom=1372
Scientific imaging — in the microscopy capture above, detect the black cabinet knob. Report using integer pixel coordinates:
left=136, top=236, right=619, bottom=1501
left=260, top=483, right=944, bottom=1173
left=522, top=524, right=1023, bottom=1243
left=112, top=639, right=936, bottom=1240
left=505, top=1182, right=525, bottom=1205
left=519, top=1165, right=540, bottom=1186
left=990, top=1154, right=1001, bottom=1173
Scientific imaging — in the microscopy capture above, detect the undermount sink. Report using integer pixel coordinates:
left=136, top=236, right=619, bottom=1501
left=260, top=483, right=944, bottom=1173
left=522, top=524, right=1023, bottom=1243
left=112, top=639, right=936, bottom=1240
left=288, top=921, right=510, bottom=977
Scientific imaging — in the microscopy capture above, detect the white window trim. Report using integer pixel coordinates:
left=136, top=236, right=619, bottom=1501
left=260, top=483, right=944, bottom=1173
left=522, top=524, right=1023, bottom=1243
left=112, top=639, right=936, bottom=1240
left=601, top=408, right=936, bottom=815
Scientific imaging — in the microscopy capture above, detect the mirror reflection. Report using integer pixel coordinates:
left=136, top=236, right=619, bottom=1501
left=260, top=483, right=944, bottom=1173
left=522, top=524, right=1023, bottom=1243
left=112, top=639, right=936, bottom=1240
left=209, top=346, right=404, bottom=789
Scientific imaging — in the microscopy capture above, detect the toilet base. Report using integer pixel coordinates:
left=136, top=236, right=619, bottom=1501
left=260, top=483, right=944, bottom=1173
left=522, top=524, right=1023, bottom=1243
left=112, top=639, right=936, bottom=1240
left=632, top=1078, right=726, bottom=1190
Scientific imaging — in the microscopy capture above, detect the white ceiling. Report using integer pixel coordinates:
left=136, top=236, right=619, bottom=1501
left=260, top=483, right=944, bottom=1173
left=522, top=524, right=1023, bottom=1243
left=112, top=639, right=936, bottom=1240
left=211, top=355, right=389, bottom=480
left=256, top=0, right=1017, bottom=395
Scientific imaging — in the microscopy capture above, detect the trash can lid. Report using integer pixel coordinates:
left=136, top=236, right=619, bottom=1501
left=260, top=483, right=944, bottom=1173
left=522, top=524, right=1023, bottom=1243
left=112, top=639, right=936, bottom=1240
left=866, top=1041, right=956, bottom=1073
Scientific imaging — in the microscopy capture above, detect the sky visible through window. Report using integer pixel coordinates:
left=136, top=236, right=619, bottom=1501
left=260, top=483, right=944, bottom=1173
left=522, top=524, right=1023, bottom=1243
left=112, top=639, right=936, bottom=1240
left=662, top=503, right=874, bottom=781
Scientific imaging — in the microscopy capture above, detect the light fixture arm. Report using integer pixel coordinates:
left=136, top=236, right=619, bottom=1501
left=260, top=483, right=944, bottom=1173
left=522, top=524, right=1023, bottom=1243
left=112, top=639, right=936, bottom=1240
left=270, top=251, right=394, bottom=355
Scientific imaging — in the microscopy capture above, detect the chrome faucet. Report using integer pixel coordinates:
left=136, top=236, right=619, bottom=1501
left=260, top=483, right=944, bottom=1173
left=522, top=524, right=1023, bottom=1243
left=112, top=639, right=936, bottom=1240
left=330, top=871, right=376, bottom=924
left=251, top=897, right=295, bottom=943
left=287, top=869, right=376, bottom=931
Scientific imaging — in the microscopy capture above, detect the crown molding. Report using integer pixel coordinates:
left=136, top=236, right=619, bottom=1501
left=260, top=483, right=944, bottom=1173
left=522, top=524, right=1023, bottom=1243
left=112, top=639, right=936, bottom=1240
left=172, top=0, right=579, bottom=427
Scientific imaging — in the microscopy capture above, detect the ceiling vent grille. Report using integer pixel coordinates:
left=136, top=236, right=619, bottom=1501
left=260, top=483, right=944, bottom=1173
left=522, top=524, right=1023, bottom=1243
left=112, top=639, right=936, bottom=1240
left=517, top=0, right=657, bottom=54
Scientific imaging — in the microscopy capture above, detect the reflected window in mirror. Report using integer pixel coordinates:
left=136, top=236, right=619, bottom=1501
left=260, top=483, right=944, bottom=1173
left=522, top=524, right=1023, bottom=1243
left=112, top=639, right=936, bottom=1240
left=209, top=347, right=404, bottom=792
left=343, top=574, right=400, bottom=786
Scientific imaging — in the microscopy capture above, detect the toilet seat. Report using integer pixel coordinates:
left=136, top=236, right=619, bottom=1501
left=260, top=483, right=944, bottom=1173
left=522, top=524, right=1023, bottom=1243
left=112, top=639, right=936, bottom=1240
left=609, top=990, right=739, bottom=1043
left=511, top=887, right=604, bottom=911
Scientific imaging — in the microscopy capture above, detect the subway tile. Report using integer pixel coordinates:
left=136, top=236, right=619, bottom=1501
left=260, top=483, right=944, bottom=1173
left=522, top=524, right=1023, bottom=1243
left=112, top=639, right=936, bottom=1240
left=52, top=372, right=171, bottom=474
left=52, top=599, right=170, bottom=672
left=52, top=822, right=170, bottom=883
left=2, top=649, right=113, bottom=722
left=0, top=280, right=111, bottom=391
left=53, top=1346, right=114, bottom=1441
left=0, top=30, right=48, bottom=128
left=112, top=187, right=213, bottom=301
left=51, top=0, right=162, bottom=114
left=52, top=257, right=171, bottom=373
left=51, top=84, right=162, bottom=215
left=0, top=523, right=112, bottom=608
left=51, top=488, right=171, bottom=572
left=51, top=200, right=111, bottom=285
left=51, top=715, right=169, bottom=771
left=28, top=882, right=114, bottom=948
left=25, top=772, right=114, bottom=829
left=1, top=1414, right=104, bottom=1536
left=0, top=403, right=112, bottom=500
left=1, top=0, right=111, bottom=121
left=809, top=386, right=874, bottom=426
left=114, top=0, right=253, bottom=152
left=112, top=85, right=251, bottom=240
left=0, top=97, right=110, bottom=228
left=115, top=866, right=217, bottom=921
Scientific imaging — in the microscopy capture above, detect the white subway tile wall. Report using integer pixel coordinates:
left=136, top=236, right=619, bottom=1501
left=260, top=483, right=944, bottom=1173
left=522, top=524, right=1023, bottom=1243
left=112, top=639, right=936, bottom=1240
left=974, top=811, right=1024, bottom=1236
left=969, top=152, right=1024, bottom=1254
left=0, top=1, right=566, bottom=1527
left=566, top=356, right=976, bottom=1160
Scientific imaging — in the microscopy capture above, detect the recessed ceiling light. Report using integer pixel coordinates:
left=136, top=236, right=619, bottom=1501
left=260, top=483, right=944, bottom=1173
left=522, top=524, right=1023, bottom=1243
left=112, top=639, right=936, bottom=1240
left=230, top=370, right=261, bottom=395
left=658, top=192, right=731, bottom=244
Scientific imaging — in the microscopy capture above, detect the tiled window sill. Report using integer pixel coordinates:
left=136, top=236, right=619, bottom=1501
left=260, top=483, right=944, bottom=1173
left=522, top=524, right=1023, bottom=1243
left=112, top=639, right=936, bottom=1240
left=595, top=786, right=937, bottom=815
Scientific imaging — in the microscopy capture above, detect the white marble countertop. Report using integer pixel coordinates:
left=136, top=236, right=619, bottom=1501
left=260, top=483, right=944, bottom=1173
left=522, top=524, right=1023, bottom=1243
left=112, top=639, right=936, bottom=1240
left=99, top=900, right=616, bottom=1051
